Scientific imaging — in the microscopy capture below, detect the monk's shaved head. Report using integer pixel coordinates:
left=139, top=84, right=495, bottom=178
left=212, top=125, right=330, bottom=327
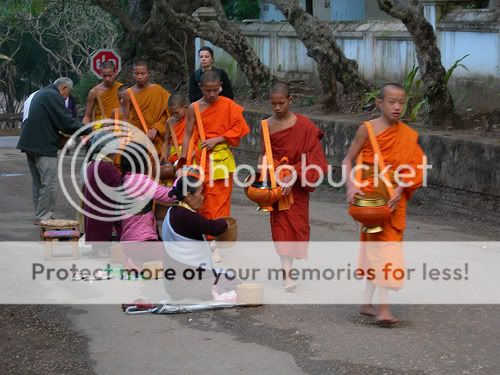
left=133, top=59, right=149, bottom=70
left=379, top=83, right=405, bottom=99
left=270, top=82, right=291, bottom=97
left=168, top=94, right=187, bottom=108
left=200, top=70, right=221, bottom=86
left=101, top=61, right=116, bottom=71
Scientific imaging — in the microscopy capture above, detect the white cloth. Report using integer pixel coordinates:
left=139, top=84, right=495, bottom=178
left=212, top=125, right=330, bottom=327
left=162, top=208, right=213, bottom=269
left=22, top=91, right=39, bottom=122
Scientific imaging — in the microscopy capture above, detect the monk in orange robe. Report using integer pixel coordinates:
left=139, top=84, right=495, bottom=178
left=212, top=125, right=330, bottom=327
left=83, top=60, right=122, bottom=125
left=261, top=82, right=328, bottom=292
left=127, top=60, right=171, bottom=155
left=162, top=94, right=187, bottom=164
left=180, top=70, right=249, bottom=261
left=343, top=83, right=426, bottom=326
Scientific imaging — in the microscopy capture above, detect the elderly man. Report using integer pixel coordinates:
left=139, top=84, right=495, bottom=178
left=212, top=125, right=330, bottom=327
left=17, top=77, right=87, bottom=224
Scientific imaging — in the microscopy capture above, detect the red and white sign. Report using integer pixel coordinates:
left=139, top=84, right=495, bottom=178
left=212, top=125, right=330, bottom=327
left=90, top=49, right=121, bottom=78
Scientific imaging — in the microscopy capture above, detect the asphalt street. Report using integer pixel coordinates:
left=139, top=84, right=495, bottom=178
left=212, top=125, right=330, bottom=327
left=0, top=136, right=499, bottom=374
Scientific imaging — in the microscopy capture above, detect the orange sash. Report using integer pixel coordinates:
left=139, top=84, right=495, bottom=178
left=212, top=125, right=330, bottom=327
left=185, top=102, right=207, bottom=173
left=355, top=122, right=395, bottom=199
left=127, top=88, right=149, bottom=134
left=261, top=120, right=294, bottom=210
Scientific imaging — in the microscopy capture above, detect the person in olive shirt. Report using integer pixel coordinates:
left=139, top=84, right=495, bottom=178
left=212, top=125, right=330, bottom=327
left=188, top=46, right=234, bottom=103
left=17, top=77, right=89, bottom=224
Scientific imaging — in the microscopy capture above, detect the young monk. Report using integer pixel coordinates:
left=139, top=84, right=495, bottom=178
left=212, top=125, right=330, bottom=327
left=342, top=83, right=426, bottom=326
left=162, top=94, right=188, bottom=164
left=179, top=70, right=250, bottom=261
left=82, top=61, right=121, bottom=124
left=179, top=70, right=250, bottom=218
left=128, top=60, right=171, bottom=155
left=261, top=82, right=328, bottom=292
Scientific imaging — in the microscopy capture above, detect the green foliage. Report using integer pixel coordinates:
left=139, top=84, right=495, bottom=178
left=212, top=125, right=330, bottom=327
left=222, top=0, right=260, bottom=20
left=362, top=55, right=470, bottom=122
left=444, top=54, right=470, bottom=84
left=0, top=0, right=119, bottom=112
left=72, top=72, right=99, bottom=106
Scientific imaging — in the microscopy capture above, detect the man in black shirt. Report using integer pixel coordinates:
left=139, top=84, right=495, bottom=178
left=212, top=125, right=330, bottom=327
left=17, top=77, right=88, bottom=224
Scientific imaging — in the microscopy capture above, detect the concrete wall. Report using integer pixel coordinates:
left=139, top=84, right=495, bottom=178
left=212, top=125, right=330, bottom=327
left=237, top=110, right=500, bottom=217
left=197, top=9, right=499, bottom=110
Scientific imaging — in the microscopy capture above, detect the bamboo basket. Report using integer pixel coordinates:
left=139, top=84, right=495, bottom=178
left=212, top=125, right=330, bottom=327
left=215, top=216, right=238, bottom=248
left=236, top=283, right=264, bottom=306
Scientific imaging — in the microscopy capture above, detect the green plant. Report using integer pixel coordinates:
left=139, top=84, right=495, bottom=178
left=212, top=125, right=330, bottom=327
left=223, top=0, right=260, bottom=21
left=362, top=54, right=470, bottom=121
left=72, top=72, right=99, bottom=106
left=444, top=54, right=470, bottom=84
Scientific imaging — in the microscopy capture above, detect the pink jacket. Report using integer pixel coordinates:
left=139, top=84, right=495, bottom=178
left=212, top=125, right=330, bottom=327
left=120, top=173, right=174, bottom=241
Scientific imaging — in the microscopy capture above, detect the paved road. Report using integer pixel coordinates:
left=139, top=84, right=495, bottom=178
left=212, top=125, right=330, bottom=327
left=0, top=140, right=499, bottom=374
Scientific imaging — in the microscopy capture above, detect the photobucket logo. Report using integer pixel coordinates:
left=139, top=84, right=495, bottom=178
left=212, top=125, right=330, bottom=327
left=183, top=154, right=431, bottom=190
left=58, top=120, right=161, bottom=222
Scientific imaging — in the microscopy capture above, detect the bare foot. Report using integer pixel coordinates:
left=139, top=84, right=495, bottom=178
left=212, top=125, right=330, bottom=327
left=359, top=304, right=378, bottom=317
left=284, top=280, right=296, bottom=293
left=375, top=309, right=400, bottom=327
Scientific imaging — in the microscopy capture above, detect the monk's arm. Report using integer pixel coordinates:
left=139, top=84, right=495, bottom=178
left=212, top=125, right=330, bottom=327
left=342, top=124, right=368, bottom=201
left=181, top=105, right=195, bottom=159
left=160, top=118, right=173, bottom=161
left=152, top=117, right=167, bottom=140
left=82, top=89, right=96, bottom=124
left=217, top=112, right=250, bottom=147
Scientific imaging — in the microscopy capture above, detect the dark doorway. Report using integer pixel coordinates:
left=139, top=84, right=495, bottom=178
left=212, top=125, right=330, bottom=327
left=306, top=0, right=313, bottom=15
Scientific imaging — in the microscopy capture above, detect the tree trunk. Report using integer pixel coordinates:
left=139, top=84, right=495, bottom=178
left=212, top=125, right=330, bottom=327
left=96, top=0, right=275, bottom=95
left=377, top=0, right=459, bottom=128
left=94, top=0, right=201, bottom=90
left=157, top=0, right=275, bottom=95
left=269, top=0, right=371, bottom=111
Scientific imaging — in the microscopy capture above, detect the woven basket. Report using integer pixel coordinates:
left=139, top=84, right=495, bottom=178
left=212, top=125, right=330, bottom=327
left=236, top=283, right=264, bottom=306
left=39, top=219, right=79, bottom=229
left=215, top=217, right=238, bottom=247
left=142, top=260, right=164, bottom=279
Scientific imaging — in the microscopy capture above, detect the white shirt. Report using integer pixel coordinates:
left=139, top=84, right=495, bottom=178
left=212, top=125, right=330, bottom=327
left=22, top=91, right=39, bottom=122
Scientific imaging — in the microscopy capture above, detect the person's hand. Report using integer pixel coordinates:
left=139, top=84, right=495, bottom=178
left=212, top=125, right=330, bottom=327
left=147, top=128, right=158, bottom=140
left=201, top=137, right=220, bottom=150
left=346, top=183, right=365, bottom=204
left=280, top=170, right=297, bottom=195
left=387, top=186, right=404, bottom=210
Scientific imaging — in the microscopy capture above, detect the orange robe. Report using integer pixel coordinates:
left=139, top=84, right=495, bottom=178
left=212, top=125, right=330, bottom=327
left=268, top=114, right=328, bottom=259
left=128, top=84, right=171, bottom=154
left=93, top=81, right=122, bottom=120
left=167, top=117, right=186, bottom=163
left=357, top=121, right=425, bottom=289
left=191, top=96, right=250, bottom=220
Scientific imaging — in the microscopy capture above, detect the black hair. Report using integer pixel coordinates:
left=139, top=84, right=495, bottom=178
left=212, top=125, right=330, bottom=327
left=378, top=83, right=405, bottom=99
left=133, top=59, right=149, bottom=70
left=168, top=94, right=187, bottom=108
left=101, top=61, right=116, bottom=71
left=270, top=81, right=291, bottom=97
left=200, top=70, right=221, bottom=85
left=198, top=46, right=214, bottom=58
left=119, top=142, right=151, bottom=176
left=168, top=174, right=202, bottom=201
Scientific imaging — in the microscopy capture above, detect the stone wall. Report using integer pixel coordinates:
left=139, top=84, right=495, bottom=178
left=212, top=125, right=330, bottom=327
left=197, top=9, right=499, bottom=110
